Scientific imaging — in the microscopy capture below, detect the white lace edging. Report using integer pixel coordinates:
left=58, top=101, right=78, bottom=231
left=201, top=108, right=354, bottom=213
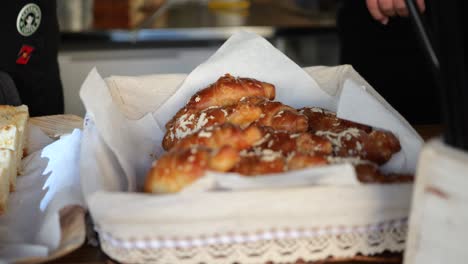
left=97, top=218, right=407, bottom=263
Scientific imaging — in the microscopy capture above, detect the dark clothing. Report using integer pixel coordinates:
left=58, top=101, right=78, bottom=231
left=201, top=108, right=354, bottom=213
left=337, top=1, right=441, bottom=124
left=0, top=0, right=64, bottom=116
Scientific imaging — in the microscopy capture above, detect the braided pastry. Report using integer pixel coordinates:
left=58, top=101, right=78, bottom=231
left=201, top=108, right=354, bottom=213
left=173, top=123, right=262, bottom=151
left=145, top=74, right=408, bottom=194
left=185, top=74, right=275, bottom=111
left=253, top=127, right=332, bottom=156
left=315, top=128, right=400, bottom=165
left=166, top=74, right=275, bottom=130
left=163, top=100, right=263, bottom=150
left=164, top=97, right=308, bottom=150
left=253, top=99, right=308, bottom=133
left=144, top=145, right=240, bottom=193
left=299, top=107, right=372, bottom=133
left=231, top=151, right=285, bottom=175
left=301, top=107, right=400, bottom=165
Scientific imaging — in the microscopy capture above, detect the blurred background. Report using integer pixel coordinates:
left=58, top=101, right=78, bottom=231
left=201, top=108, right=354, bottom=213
left=57, top=0, right=439, bottom=125
left=57, top=0, right=339, bottom=116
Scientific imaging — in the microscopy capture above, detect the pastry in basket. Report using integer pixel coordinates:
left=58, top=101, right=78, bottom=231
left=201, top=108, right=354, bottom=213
left=231, top=151, right=285, bottom=175
left=253, top=127, right=332, bottom=156
left=315, top=128, right=401, bottom=165
left=173, top=123, right=262, bottom=151
left=145, top=145, right=240, bottom=193
left=252, top=98, right=308, bottom=133
left=232, top=150, right=328, bottom=175
left=163, top=100, right=263, bottom=150
left=0, top=105, right=29, bottom=214
left=145, top=74, right=410, bottom=194
left=301, top=107, right=401, bottom=165
left=166, top=74, right=275, bottom=131
left=354, top=162, right=414, bottom=183
left=286, top=152, right=329, bottom=171
left=164, top=96, right=309, bottom=150
left=299, top=107, right=372, bottom=133
left=185, top=73, right=275, bottom=112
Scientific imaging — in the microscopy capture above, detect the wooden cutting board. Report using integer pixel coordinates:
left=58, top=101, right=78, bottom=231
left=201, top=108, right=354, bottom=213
left=17, top=115, right=86, bottom=264
left=29, top=114, right=84, bottom=138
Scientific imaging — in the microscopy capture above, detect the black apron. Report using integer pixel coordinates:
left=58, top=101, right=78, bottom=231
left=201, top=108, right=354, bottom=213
left=0, top=0, right=64, bottom=116
left=337, top=1, right=441, bottom=124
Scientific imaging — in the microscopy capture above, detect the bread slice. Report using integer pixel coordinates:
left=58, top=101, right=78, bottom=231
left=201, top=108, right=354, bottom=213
left=0, top=167, right=8, bottom=214
left=0, top=105, right=29, bottom=176
left=0, top=150, right=14, bottom=214
left=0, top=105, right=29, bottom=215
left=0, top=124, right=19, bottom=190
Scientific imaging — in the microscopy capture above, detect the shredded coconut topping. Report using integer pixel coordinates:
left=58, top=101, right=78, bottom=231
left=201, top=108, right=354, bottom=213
left=309, top=107, right=324, bottom=113
left=316, top=128, right=361, bottom=151
left=286, top=151, right=296, bottom=163
left=198, top=130, right=212, bottom=138
left=274, top=110, right=285, bottom=118
left=267, top=140, right=274, bottom=148
left=356, top=141, right=363, bottom=151
left=240, top=147, right=283, bottom=162
left=221, top=109, right=228, bottom=117
left=254, top=133, right=271, bottom=146
left=260, top=149, right=283, bottom=162
left=173, top=112, right=209, bottom=140
left=327, top=156, right=373, bottom=166
left=290, top=133, right=301, bottom=139
left=205, top=106, right=220, bottom=110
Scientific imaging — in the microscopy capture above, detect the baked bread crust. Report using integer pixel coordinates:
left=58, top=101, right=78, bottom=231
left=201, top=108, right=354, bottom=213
left=146, top=75, right=409, bottom=194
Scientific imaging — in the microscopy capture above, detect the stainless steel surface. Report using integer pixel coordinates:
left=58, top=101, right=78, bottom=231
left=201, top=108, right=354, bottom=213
left=57, top=0, right=93, bottom=31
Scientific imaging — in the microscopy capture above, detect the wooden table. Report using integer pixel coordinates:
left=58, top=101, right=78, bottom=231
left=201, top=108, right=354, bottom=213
left=46, top=124, right=443, bottom=264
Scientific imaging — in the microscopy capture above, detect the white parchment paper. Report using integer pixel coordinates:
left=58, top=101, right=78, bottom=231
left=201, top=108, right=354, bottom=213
left=78, top=32, right=421, bottom=260
left=155, top=31, right=336, bottom=127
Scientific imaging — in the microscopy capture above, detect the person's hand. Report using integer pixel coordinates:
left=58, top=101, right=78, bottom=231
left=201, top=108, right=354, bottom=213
left=366, top=0, right=425, bottom=25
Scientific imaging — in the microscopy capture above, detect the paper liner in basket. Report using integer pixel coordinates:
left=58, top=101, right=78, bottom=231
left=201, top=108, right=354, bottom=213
left=79, top=32, right=422, bottom=262
left=79, top=32, right=423, bottom=196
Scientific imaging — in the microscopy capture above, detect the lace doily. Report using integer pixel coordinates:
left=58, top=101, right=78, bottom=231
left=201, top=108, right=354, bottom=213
left=98, top=218, right=407, bottom=264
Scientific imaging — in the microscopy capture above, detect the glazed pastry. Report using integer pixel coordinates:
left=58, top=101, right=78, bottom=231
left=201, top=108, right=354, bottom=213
left=164, top=96, right=308, bottom=150
left=299, top=107, right=372, bottom=133
left=286, top=152, right=328, bottom=171
left=299, top=106, right=401, bottom=164
left=254, top=99, right=308, bottom=133
left=231, top=149, right=285, bottom=175
left=166, top=74, right=275, bottom=130
left=145, top=74, right=409, bottom=194
left=253, top=127, right=332, bottom=156
left=185, top=74, right=275, bottom=112
left=163, top=100, right=263, bottom=150
left=173, top=123, right=262, bottom=152
left=144, top=145, right=239, bottom=194
left=315, top=128, right=401, bottom=165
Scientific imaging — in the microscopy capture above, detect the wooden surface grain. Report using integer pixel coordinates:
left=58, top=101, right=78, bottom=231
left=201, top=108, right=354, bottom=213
left=30, top=114, right=84, bottom=138
left=45, top=123, right=441, bottom=264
